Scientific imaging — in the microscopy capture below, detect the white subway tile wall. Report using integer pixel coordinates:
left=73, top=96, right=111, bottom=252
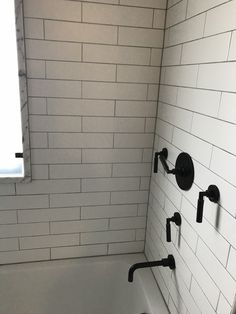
left=146, top=1, right=236, bottom=313
left=0, top=0, right=165, bottom=265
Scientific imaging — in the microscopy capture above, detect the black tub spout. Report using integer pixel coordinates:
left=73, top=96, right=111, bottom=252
left=128, top=255, right=175, bottom=282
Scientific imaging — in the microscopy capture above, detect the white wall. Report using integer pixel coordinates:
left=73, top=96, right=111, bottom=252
left=146, top=0, right=236, bottom=313
left=0, top=0, right=166, bottom=264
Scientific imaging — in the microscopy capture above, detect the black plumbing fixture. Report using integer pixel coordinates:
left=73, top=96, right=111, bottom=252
left=196, top=185, right=220, bottom=223
left=166, top=212, right=181, bottom=242
left=154, top=148, right=194, bottom=191
left=128, top=255, right=175, bottom=282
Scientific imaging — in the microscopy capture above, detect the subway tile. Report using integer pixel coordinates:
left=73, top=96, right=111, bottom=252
left=83, top=117, right=145, bottom=133
left=81, top=204, right=137, bottom=219
left=164, top=65, right=198, bottom=87
left=0, top=195, right=49, bottom=210
left=0, top=223, right=49, bottom=238
left=177, top=87, right=221, bottom=117
left=192, top=114, right=236, bottom=156
left=82, top=177, right=139, bottom=192
left=190, top=278, right=215, bottom=314
left=28, top=98, right=47, bottom=115
left=26, top=40, right=82, bottom=61
left=82, top=0, right=118, bottom=3
left=218, top=92, right=236, bottom=124
left=117, top=65, right=160, bottom=84
left=162, top=45, right=182, bottom=66
left=0, top=211, right=17, bottom=224
left=217, top=294, right=232, bottom=314
left=182, top=33, right=231, bottom=64
left=45, top=20, right=117, bottom=44
left=145, top=117, right=156, bottom=132
left=49, top=133, right=113, bottom=148
left=111, top=191, right=149, bottom=204
left=31, top=165, right=49, bottom=180
left=28, top=79, right=81, bottom=98
left=172, top=128, right=212, bottom=166
left=112, top=163, right=151, bottom=177
left=227, top=246, right=236, bottom=281
left=155, top=118, right=174, bottom=142
left=20, top=234, right=80, bottom=249
left=204, top=1, right=236, bottom=36
left=24, top=0, right=81, bottom=21
left=108, top=241, right=144, bottom=254
left=81, top=230, right=135, bottom=244
left=31, top=149, right=81, bottom=165
left=18, top=207, right=80, bottom=223
left=30, top=116, right=82, bottom=132
left=109, top=217, right=146, bottom=230
left=24, top=19, right=44, bottom=39
left=83, top=3, right=153, bottom=28
left=114, top=134, right=154, bottom=148
left=196, top=239, right=236, bottom=305
left=159, top=85, right=178, bottom=105
left=120, top=0, right=167, bottom=9
left=119, top=27, right=164, bottom=48
left=51, top=219, right=108, bottom=234
left=50, top=164, right=111, bottom=179
left=0, top=249, right=50, bottom=265
left=229, top=30, right=236, bottom=61
left=27, top=60, right=45, bottom=79
left=0, top=238, right=18, bottom=252
left=116, top=101, right=157, bottom=117
left=147, top=84, right=160, bottom=101
left=46, top=61, right=116, bottom=82
left=153, top=10, right=166, bottom=29
left=51, top=244, right=107, bottom=260
left=142, top=149, right=153, bottom=163
left=167, top=14, right=205, bottom=46
left=136, top=229, right=146, bottom=240
left=83, top=82, right=147, bottom=100
left=83, top=44, right=150, bottom=65
left=166, top=0, right=187, bottom=28
left=82, top=149, right=142, bottom=163
left=0, top=184, right=15, bottom=196
left=30, top=133, right=48, bottom=149
left=197, top=62, right=236, bottom=92
left=187, top=0, right=229, bottom=18
left=158, top=103, right=193, bottom=131
left=16, top=179, right=81, bottom=195
left=151, top=49, right=163, bottom=66
left=50, top=192, right=110, bottom=208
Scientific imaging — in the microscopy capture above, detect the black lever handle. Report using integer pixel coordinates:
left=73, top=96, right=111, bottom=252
left=196, top=185, right=220, bottom=223
left=166, top=212, right=181, bottom=242
left=154, top=148, right=168, bottom=173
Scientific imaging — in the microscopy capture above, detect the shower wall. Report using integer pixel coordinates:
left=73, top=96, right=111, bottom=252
left=145, top=0, right=236, bottom=313
left=0, top=0, right=166, bottom=264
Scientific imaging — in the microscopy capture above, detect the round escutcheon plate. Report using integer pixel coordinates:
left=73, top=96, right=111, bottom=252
left=175, top=152, right=194, bottom=191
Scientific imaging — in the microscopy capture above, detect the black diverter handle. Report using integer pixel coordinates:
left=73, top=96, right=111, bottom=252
left=196, top=185, right=220, bottom=223
left=166, top=212, right=181, bottom=242
left=154, top=148, right=168, bottom=173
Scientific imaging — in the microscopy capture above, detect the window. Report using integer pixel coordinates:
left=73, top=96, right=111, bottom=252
left=0, top=0, right=31, bottom=181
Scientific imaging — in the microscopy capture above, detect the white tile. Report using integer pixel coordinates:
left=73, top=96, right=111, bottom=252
left=114, top=134, right=154, bottom=148
left=117, top=65, right=160, bottom=84
left=45, top=20, right=117, bottom=44
left=83, top=117, right=145, bottom=133
left=177, top=87, right=221, bottom=117
left=82, top=149, right=142, bottom=163
left=204, top=1, right=236, bottom=36
left=187, top=0, right=229, bottom=18
left=28, top=79, right=81, bottom=98
left=0, top=239, right=18, bottom=252
left=26, top=40, right=82, bottom=61
left=0, top=184, right=15, bottom=196
left=20, top=234, right=80, bottom=249
left=120, top=0, right=167, bottom=9
left=109, top=217, right=146, bottom=230
left=31, top=165, right=49, bottom=180
left=51, top=244, right=107, bottom=259
left=27, top=60, right=45, bottom=79
left=82, top=177, right=139, bottom=192
left=156, top=118, right=174, bottom=142
left=0, top=211, right=17, bottom=224
left=162, top=45, right=182, bottom=66
left=83, top=44, right=150, bottom=65
left=153, top=10, right=166, bottom=29
left=166, top=0, right=187, bottom=28
left=190, top=278, right=215, bottom=314
left=24, top=19, right=44, bottom=39
left=164, top=65, right=198, bottom=87
left=50, top=192, right=110, bottom=208
left=197, top=62, right=236, bottom=92
left=229, top=30, right=236, bottom=61
left=112, top=163, right=151, bottom=177
left=28, top=98, right=47, bottom=115
left=192, top=114, right=236, bottom=156
left=30, top=133, right=48, bottom=148
left=83, top=3, right=153, bottom=28
left=196, top=239, right=236, bottom=305
left=181, top=33, right=231, bottom=64
left=24, top=0, right=81, bottom=21
left=159, top=85, right=178, bottom=105
left=108, top=241, right=144, bottom=254
left=217, top=293, right=233, bottom=314
left=0, top=195, right=49, bottom=210
left=51, top=219, right=108, bottom=234
left=119, top=27, right=164, bottom=48
left=81, top=230, right=135, bottom=244
left=172, top=128, right=212, bottom=166
left=46, top=61, right=116, bottom=82
left=151, top=49, right=163, bottom=66
left=30, top=116, right=81, bottom=132
left=147, top=84, right=159, bottom=101
left=158, top=103, right=193, bottom=131
left=31, top=149, right=81, bottom=165
left=83, top=82, right=147, bottom=100
left=111, top=191, right=149, bottom=204
left=0, top=249, right=50, bottom=265
left=81, top=204, right=137, bottom=219
left=227, top=246, right=236, bottom=281
left=0, top=223, right=49, bottom=238
left=116, top=101, right=157, bottom=117
left=218, top=92, right=236, bottom=124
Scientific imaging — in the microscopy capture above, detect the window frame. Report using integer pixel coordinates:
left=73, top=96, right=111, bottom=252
left=0, top=0, right=31, bottom=183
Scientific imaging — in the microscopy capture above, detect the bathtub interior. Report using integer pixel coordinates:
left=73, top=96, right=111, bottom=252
left=0, top=254, right=168, bottom=314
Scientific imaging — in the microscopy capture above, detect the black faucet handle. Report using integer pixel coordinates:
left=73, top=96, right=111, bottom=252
left=154, top=148, right=168, bottom=173
left=166, top=212, right=181, bottom=242
left=196, top=185, right=220, bottom=223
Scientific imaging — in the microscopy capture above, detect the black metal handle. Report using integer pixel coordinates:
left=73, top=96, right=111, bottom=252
left=166, top=212, right=181, bottom=242
left=154, top=148, right=176, bottom=174
left=196, top=185, right=220, bottom=223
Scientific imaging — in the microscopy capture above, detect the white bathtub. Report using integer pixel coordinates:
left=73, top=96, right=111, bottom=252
left=0, top=253, right=169, bottom=314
